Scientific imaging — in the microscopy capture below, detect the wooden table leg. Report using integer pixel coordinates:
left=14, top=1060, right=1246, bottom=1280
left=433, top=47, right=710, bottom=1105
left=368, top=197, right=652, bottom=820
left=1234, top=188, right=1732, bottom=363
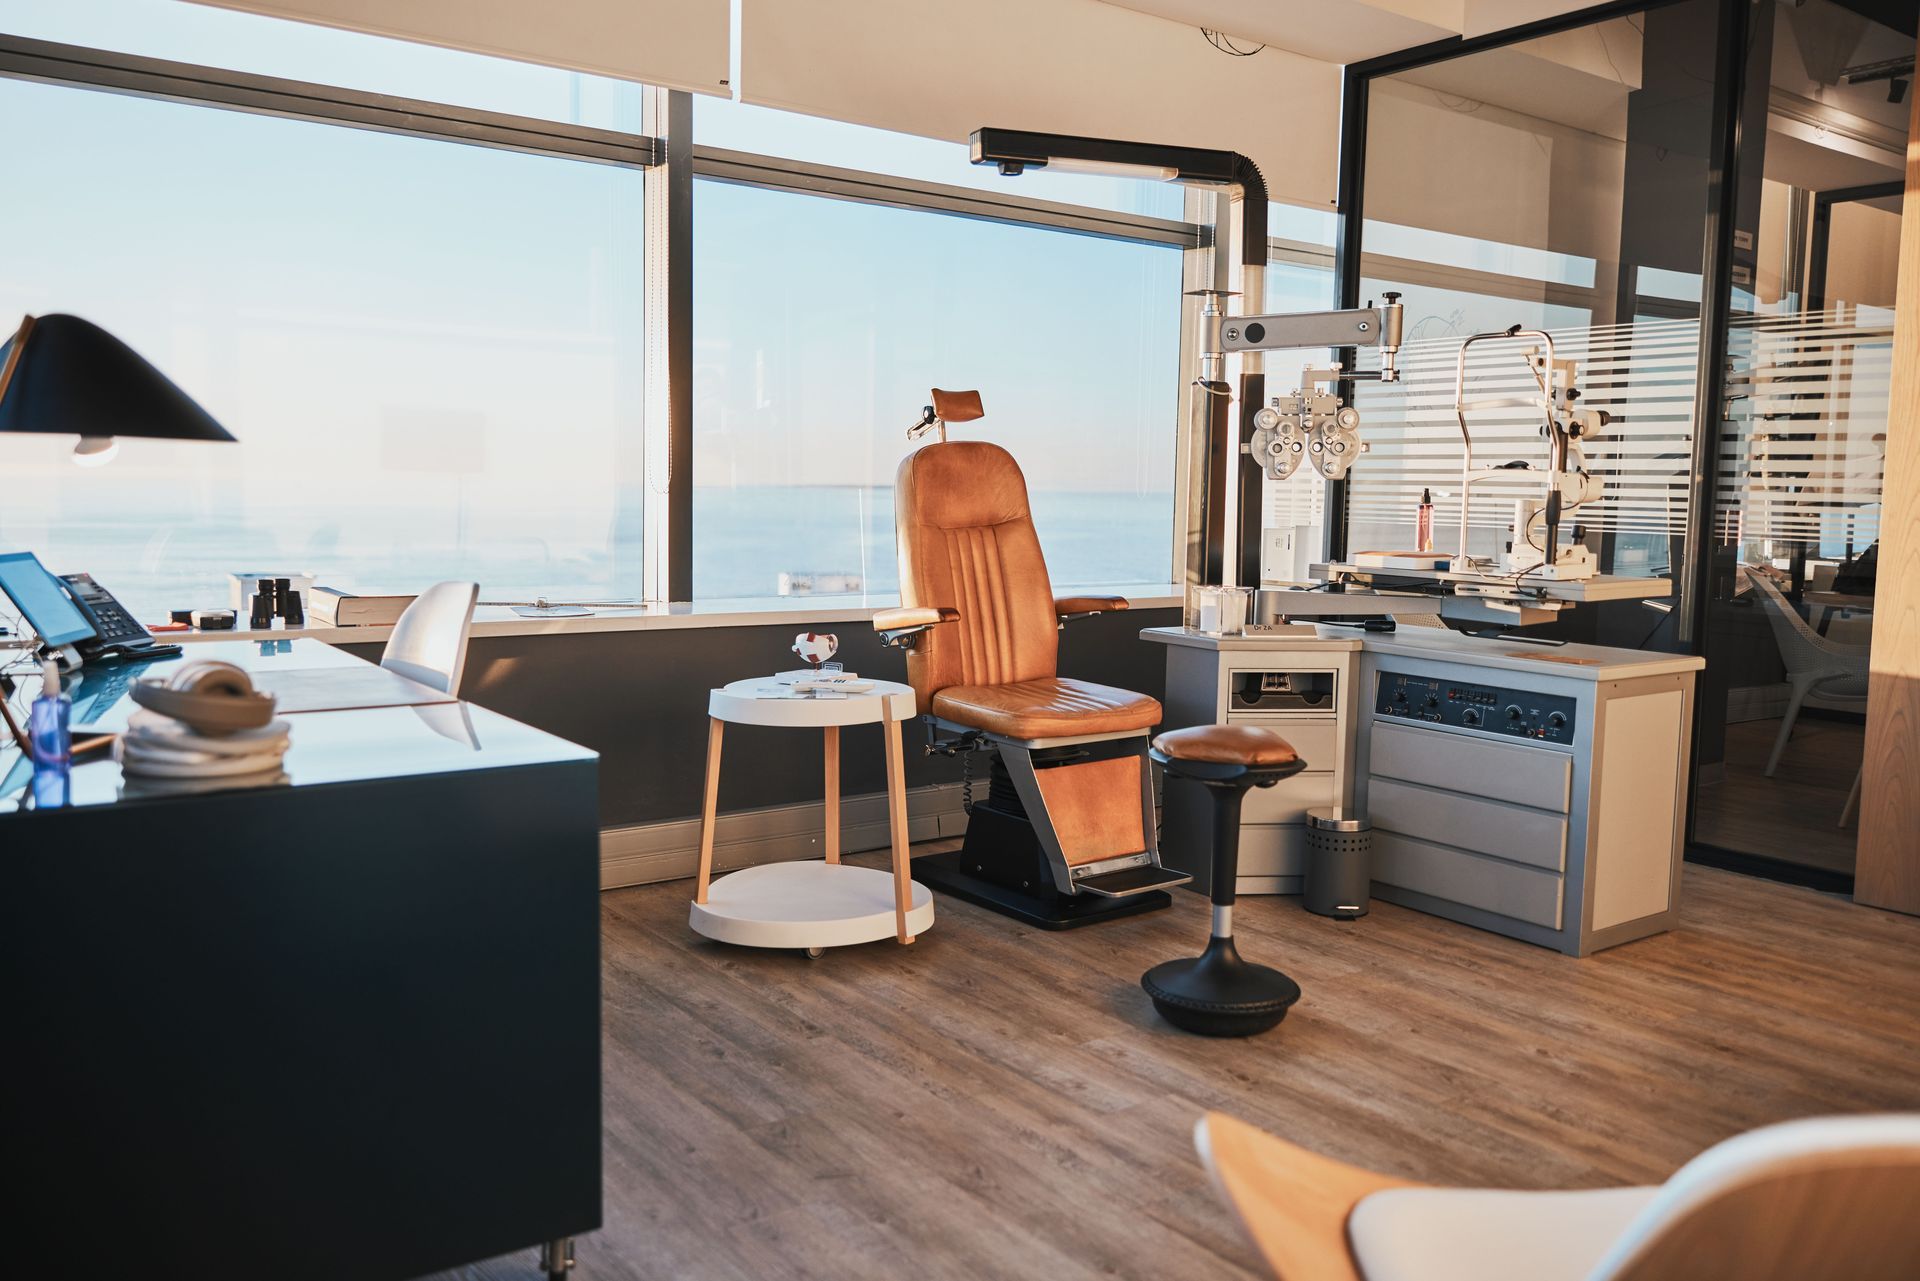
left=881, top=714, right=914, bottom=944
left=823, top=725, right=841, bottom=864
left=695, top=717, right=724, bottom=905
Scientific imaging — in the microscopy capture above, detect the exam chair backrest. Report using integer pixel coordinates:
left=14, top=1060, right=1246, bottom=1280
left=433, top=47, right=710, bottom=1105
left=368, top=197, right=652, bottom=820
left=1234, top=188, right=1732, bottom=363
left=893, top=440, right=1058, bottom=707
left=382, top=580, right=479, bottom=697
left=1588, top=1113, right=1920, bottom=1281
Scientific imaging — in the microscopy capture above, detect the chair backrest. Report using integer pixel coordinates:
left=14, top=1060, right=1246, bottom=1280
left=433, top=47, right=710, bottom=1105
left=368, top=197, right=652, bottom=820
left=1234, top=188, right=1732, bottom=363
left=1589, top=1114, right=1920, bottom=1281
left=892, top=440, right=1058, bottom=706
left=381, top=581, right=479, bottom=696
left=1743, top=567, right=1868, bottom=674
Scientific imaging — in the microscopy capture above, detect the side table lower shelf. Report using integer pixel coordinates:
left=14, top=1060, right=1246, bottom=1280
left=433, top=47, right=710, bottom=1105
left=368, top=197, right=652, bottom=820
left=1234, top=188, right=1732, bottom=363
left=690, top=862, right=936, bottom=954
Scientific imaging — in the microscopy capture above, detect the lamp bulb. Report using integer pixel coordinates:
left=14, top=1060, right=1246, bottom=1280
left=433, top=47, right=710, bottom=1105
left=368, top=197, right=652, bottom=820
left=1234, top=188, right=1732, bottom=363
left=72, top=435, right=119, bottom=467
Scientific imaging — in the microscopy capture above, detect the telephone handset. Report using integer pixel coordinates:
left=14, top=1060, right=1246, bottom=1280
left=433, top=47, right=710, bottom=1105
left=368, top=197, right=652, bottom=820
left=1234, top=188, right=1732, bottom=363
left=60, top=573, right=182, bottom=664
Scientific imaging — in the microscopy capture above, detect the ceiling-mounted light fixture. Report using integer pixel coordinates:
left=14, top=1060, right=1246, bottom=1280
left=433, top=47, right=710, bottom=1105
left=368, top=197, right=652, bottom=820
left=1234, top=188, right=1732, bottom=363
left=1841, top=53, right=1915, bottom=105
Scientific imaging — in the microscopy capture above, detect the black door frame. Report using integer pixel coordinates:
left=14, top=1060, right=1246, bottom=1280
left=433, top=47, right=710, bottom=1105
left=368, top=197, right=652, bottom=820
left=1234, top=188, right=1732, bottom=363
left=1807, top=179, right=1906, bottom=314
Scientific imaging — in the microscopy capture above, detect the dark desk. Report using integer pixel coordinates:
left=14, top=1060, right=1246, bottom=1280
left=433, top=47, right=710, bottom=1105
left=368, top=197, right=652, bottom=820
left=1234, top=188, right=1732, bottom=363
left=3, top=639, right=601, bottom=1280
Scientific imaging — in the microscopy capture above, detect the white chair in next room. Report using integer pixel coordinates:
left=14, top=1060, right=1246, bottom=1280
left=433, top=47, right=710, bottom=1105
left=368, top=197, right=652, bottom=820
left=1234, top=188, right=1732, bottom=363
left=1196, top=1111, right=1920, bottom=1281
left=381, top=581, right=479, bottom=696
left=1743, top=568, right=1869, bottom=778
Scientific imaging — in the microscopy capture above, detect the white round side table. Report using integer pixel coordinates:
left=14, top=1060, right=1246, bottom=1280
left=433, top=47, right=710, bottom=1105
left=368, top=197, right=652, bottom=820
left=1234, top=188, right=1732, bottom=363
left=690, top=676, right=934, bottom=955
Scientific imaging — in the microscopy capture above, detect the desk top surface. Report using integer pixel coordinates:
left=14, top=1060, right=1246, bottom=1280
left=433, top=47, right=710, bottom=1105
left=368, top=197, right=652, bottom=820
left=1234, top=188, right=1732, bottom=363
left=1, top=639, right=595, bottom=816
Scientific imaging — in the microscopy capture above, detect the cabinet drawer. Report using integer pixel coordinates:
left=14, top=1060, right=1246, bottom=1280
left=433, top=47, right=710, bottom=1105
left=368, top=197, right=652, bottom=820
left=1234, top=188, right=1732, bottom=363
left=1369, top=778, right=1566, bottom=872
left=1238, top=823, right=1306, bottom=879
left=1225, top=716, right=1339, bottom=774
left=1373, top=830, right=1564, bottom=929
left=1242, top=769, right=1336, bottom=826
left=1370, top=721, right=1571, bottom=812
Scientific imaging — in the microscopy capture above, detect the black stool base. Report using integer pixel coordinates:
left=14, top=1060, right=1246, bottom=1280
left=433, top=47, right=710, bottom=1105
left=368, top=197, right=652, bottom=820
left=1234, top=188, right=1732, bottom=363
left=1142, top=936, right=1301, bottom=1037
left=912, top=850, right=1172, bottom=931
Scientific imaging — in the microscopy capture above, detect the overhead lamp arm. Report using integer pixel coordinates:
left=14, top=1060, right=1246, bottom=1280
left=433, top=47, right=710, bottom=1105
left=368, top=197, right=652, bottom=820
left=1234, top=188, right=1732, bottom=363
left=968, top=127, right=1268, bottom=268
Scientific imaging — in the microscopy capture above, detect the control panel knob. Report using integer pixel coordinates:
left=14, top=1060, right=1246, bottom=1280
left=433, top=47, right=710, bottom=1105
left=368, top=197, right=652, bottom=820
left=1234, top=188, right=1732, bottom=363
left=1423, top=694, right=1439, bottom=708
left=1393, top=690, right=1408, bottom=704
left=1505, top=705, right=1523, bottom=721
left=1462, top=708, right=1482, bottom=727
left=1548, top=711, right=1567, bottom=729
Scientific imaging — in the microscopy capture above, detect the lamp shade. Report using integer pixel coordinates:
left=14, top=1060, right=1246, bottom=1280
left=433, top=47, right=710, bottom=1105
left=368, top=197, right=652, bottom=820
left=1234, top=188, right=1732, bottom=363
left=0, top=314, right=235, bottom=443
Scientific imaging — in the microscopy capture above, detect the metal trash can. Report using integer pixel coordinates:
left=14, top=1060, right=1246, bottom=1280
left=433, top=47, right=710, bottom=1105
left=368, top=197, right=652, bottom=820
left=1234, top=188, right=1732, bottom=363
left=1304, top=809, right=1371, bottom=919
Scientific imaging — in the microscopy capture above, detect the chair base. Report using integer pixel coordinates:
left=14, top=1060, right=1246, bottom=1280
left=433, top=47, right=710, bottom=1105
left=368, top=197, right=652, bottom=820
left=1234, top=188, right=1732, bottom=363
left=912, top=849, right=1171, bottom=930
left=1142, top=936, right=1301, bottom=1036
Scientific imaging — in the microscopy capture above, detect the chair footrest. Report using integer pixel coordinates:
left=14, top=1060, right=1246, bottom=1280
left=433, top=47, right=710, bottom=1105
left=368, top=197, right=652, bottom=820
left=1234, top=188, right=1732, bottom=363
left=1075, top=864, right=1193, bottom=898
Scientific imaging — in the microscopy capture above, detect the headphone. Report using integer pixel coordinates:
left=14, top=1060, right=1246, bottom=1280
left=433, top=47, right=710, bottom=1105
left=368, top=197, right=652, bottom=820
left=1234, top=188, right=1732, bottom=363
left=129, top=660, right=277, bottom=735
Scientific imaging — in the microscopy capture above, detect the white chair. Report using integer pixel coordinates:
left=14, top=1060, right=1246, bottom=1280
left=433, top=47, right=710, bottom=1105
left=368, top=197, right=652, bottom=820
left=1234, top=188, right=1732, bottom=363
left=1196, top=1110, right=1920, bottom=1281
left=381, top=581, right=479, bottom=696
left=1743, top=568, right=1869, bottom=777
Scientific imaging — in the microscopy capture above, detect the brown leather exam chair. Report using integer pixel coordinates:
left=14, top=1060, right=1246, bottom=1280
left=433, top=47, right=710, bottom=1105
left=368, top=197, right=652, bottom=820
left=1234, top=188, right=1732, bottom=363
left=872, top=390, right=1191, bottom=928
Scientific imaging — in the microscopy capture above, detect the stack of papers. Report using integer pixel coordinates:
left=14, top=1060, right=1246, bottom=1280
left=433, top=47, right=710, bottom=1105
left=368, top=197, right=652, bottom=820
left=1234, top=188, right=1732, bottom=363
left=756, top=671, right=876, bottom=699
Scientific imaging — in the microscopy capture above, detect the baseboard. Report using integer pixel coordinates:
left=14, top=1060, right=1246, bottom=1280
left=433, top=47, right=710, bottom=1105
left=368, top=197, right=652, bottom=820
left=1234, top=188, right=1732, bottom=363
left=598, top=782, right=970, bottom=889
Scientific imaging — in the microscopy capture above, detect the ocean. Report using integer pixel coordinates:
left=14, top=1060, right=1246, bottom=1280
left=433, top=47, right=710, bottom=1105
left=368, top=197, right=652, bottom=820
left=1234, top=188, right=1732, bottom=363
left=2, top=485, right=1175, bottom=622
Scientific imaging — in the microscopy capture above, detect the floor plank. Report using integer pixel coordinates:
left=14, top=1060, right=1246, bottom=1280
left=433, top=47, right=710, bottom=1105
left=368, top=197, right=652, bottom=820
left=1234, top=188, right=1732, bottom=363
left=431, top=851, right=1920, bottom=1281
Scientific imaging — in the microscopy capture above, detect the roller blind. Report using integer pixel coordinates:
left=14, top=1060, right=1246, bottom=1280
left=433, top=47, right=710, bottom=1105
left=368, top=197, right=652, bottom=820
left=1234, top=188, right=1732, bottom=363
left=187, top=0, right=731, bottom=96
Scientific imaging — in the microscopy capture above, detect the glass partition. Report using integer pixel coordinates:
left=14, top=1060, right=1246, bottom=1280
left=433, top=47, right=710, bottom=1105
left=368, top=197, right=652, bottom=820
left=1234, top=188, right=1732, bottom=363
left=1344, top=1, right=1719, bottom=625
left=1691, top=0, right=1908, bottom=878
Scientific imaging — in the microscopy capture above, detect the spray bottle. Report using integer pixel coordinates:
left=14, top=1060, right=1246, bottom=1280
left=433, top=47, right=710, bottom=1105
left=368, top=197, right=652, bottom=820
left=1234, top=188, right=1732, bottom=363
left=30, top=658, right=71, bottom=808
left=1416, top=487, right=1435, bottom=554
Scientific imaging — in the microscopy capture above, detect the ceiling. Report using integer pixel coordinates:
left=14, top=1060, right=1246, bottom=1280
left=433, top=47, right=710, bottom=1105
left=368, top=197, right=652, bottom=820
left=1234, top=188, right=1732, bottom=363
left=1091, top=0, right=1601, bottom=65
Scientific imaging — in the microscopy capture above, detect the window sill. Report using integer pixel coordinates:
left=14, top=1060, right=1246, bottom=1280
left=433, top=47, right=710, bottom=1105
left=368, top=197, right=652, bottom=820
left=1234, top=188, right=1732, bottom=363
left=174, top=586, right=1184, bottom=645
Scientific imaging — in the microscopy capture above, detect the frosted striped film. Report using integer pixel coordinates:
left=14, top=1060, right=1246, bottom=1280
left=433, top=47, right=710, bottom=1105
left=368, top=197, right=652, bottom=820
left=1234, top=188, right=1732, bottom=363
left=1342, top=310, right=1891, bottom=556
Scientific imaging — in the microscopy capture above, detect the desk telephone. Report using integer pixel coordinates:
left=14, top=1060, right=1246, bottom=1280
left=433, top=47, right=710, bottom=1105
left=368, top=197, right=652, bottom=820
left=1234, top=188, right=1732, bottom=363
left=61, top=574, right=182, bottom=664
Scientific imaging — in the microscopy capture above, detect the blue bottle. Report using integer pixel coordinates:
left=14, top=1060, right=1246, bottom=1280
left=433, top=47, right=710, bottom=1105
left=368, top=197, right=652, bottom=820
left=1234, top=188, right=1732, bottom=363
left=30, top=658, right=71, bottom=808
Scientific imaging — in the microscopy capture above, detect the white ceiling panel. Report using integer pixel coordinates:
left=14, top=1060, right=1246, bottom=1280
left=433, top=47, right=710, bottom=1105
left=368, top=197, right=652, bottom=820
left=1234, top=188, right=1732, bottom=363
left=188, top=0, right=732, bottom=96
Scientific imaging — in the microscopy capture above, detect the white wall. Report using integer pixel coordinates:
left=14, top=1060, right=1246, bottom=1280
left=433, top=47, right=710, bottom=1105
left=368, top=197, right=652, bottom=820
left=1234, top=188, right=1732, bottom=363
left=1365, top=78, right=1626, bottom=265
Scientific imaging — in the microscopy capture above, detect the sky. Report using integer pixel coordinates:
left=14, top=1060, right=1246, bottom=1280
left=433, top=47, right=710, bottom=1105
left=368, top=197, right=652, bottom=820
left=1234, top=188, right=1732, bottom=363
left=0, top=0, right=1193, bottom=609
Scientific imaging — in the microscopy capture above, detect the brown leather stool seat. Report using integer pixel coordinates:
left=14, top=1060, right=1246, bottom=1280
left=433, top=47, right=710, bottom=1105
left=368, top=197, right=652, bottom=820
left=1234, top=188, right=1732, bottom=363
left=1152, top=724, right=1300, bottom=770
left=933, top=678, right=1163, bottom=741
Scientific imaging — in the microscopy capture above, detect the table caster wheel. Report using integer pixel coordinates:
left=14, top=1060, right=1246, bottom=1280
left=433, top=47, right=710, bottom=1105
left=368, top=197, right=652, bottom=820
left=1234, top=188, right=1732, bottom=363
left=540, top=1237, right=574, bottom=1279
left=805, top=946, right=825, bottom=959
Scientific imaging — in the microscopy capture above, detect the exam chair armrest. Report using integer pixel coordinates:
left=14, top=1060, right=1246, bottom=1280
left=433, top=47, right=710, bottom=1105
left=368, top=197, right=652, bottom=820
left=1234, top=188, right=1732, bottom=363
left=1055, top=594, right=1131, bottom=623
left=873, top=605, right=960, bottom=649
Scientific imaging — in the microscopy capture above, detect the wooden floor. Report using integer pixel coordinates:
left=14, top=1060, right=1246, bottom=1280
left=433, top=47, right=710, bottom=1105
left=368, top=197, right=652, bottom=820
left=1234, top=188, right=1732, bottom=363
left=1695, top=716, right=1864, bottom=873
left=438, top=849, right=1920, bottom=1281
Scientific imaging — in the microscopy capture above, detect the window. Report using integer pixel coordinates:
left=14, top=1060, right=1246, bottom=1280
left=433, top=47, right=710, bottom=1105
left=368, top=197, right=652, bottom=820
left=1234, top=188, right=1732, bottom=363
left=692, top=178, right=1182, bottom=600
left=0, top=73, right=647, bottom=619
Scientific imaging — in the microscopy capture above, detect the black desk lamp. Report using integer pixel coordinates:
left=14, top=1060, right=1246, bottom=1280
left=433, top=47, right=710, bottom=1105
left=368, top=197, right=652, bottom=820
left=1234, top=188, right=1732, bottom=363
left=0, top=313, right=236, bottom=464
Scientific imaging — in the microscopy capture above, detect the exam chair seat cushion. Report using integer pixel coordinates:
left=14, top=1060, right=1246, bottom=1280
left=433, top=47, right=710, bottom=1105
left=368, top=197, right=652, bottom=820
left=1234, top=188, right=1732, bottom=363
left=1347, top=1185, right=1658, bottom=1281
left=1152, top=723, right=1299, bottom=769
left=931, top=677, right=1162, bottom=740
